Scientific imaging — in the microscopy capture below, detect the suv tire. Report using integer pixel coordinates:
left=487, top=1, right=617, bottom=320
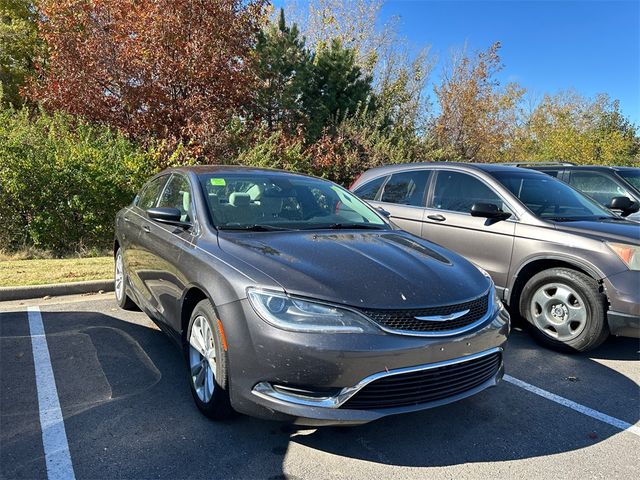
left=519, top=268, right=609, bottom=352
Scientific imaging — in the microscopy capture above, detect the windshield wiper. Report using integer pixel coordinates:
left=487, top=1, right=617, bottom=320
left=597, top=216, right=628, bottom=222
left=546, top=217, right=583, bottom=222
left=218, top=224, right=292, bottom=231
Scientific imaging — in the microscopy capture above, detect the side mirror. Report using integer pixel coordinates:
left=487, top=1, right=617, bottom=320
left=147, top=207, right=191, bottom=227
left=470, top=203, right=512, bottom=220
left=607, top=196, right=639, bottom=216
left=376, top=206, right=391, bottom=218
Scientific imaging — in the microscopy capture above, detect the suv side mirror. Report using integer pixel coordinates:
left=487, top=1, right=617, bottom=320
left=147, top=207, right=191, bottom=227
left=376, top=206, right=391, bottom=218
left=607, top=196, right=640, bottom=216
left=470, top=203, right=512, bottom=220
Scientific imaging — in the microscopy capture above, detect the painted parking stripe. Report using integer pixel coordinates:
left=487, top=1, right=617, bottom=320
left=504, top=374, right=640, bottom=437
left=27, top=306, right=76, bottom=480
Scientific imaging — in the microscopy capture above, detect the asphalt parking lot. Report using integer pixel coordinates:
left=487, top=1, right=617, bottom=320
left=1, top=294, right=639, bottom=480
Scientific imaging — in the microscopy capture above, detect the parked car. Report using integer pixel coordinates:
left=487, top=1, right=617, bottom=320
left=351, top=163, right=640, bottom=352
left=510, top=163, right=640, bottom=221
left=114, top=166, right=510, bottom=425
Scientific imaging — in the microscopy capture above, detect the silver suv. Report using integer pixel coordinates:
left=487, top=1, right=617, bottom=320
left=351, top=163, right=640, bottom=352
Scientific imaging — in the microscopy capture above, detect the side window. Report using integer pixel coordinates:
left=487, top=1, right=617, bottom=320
left=537, top=169, right=560, bottom=178
left=157, top=175, right=193, bottom=222
left=137, top=176, right=168, bottom=210
left=380, top=171, right=430, bottom=206
left=568, top=172, right=629, bottom=205
left=353, top=176, right=387, bottom=201
left=432, top=171, right=505, bottom=214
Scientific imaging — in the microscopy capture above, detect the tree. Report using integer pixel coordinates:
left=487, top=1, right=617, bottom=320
left=434, top=42, right=525, bottom=162
left=301, top=39, right=373, bottom=141
left=0, top=0, right=41, bottom=107
left=30, top=0, right=268, bottom=158
left=252, top=8, right=310, bottom=134
left=511, top=91, right=640, bottom=165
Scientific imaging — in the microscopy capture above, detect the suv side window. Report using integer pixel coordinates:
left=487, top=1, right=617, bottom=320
left=380, top=170, right=430, bottom=206
left=568, top=171, right=630, bottom=205
left=353, top=176, right=387, bottom=201
left=137, top=176, right=168, bottom=210
left=432, top=171, right=505, bottom=214
left=157, top=174, right=193, bottom=222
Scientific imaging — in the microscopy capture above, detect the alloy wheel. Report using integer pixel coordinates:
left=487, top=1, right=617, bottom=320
left=189, top=315, right=217, bottom=403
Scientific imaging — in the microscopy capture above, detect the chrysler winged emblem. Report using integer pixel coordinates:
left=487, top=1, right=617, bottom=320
left=415, top=309, right=470, bottom=322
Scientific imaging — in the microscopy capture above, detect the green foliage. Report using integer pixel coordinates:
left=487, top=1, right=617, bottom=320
left=0, top=106, right=161, bottom=253
left=252, top=8, right=310, bottom=134
left=511, top=92, right=640, bottom=166
left=302, top=38, right=373, bottom=141
left=251, top=12, right=373, bottom=142
left=0, top=0, right=41, bottom=107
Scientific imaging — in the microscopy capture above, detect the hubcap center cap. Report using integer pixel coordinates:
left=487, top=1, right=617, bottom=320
left=550, top=303, right=568, bottom=321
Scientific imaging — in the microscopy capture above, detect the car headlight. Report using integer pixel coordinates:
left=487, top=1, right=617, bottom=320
left=247, top=288, right=380, bottom=333
left=607, top=242, right=640, bottom=271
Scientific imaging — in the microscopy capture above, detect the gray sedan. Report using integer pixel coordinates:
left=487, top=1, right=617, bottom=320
left=114, top=166, right=510, bottom=425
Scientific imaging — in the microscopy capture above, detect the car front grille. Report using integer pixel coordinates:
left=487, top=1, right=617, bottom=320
left=341, top=350, right=501, bottom=410
left=359, top=293, right=489, bottom=333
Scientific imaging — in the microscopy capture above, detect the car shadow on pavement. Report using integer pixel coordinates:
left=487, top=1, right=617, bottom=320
left=1, top=307, right=638, bottom=479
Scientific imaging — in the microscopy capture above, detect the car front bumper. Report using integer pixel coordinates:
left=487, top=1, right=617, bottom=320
left=604, top=270, right=640, bottom=338
left=216, top=298, right=510, bottom=426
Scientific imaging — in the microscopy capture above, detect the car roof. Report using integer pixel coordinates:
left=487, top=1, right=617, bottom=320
left=357, top=161, right=546, bottom=176
left=158, top=165, right=321, bottom=181
left=528, top=164, right=638, bottom=172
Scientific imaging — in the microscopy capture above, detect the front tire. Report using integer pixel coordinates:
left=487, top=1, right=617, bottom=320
left=186, top=300, right=233, bottom=420
left=519, top=268, right=609, bottom=352
left=114, top=248, right=137, bottom=310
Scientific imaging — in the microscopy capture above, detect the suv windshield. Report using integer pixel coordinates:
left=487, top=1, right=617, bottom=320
left=617, top=169, right=640, bottom=192
left=198, top=172, right=388, bottom=231
left=492, top=171, right=612, bottom=220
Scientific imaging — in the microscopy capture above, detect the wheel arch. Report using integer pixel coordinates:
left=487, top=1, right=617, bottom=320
left=507, top=256, right=605, bottom=310
left=180, top=284, right=217, bottom=344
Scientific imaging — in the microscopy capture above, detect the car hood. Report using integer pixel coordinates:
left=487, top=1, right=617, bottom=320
left=553, top=219, right=640, bottom=244
left=218, top=230, right=490, bottom=309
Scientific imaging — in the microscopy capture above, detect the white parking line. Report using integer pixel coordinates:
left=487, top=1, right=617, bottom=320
left=504, top=374, right=640, bottom=437
left=27, top=306, right=76, bottom=480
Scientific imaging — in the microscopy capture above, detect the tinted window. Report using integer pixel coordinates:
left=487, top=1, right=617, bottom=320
left=353, top=176, right=386, bottom=200
left=568, top=172, right=631, bottom=205
left=617, top=169, right=640, bottom=192
left=199, top=173, right=387, bottom=230
left=157, top=175, right=192, bottom=222
left=493, top=171, right=611, bottom=220
left=137, top=176, right=167, bottom=210
left=380, top=171, right=430, bottom=206
left=432, top=171, right=504, bottom=213
left=536, top=169, right=560, bottom=178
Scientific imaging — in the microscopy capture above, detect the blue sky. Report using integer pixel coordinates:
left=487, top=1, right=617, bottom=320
left=278, top=0, right=640, bottom=124
left=378, top=0, right=639, bottom=123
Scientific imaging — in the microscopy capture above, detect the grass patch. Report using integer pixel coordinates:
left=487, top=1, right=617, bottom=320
left=0, top=256, right=113, bottom=287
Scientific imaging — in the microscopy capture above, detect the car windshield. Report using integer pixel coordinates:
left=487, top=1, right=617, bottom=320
left=492, top=171, right=613, bottom=221
left=617, top=169, right=640, bottom=192
left=198, top=172, right=388, bottom=231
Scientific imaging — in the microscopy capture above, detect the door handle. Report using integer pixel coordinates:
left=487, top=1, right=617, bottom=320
left=123, top=216, right=130, bottom=222
left=427, top=214, right=446, bottom=222
left=143, top=225, right=150, bottom=233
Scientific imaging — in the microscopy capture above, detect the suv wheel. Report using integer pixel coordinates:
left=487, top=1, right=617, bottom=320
left=186, top=300, right=233, bottom=420
left=519, top=268, right=609, bottom=352
left=114, top=248, right=137, bottom=310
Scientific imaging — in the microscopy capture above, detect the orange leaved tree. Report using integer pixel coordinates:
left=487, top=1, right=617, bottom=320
left=31, top=0, right=267, bottom=158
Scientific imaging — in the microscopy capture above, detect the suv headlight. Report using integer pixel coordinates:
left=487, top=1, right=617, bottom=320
left=607, top=242, right=640, bottom=271
left=247, top=288, right=380, bottom=333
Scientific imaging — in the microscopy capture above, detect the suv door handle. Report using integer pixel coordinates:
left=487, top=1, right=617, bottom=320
left=143, top=225, right=150, bottom=233
left=427, top=214, right=446, bottom=222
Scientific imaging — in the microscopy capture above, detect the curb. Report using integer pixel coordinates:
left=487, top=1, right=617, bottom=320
left=0, top=280, right=114, bottom=302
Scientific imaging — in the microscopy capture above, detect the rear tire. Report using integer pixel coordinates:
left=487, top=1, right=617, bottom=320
left=114, top=248, right=137, bottom=310
left=519, top=268, right=609, bottom=352
left=186, top=300, right=233, bottom=420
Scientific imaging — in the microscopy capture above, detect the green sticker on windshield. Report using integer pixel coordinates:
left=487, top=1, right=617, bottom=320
left=210, top=178, right=226, bottom=186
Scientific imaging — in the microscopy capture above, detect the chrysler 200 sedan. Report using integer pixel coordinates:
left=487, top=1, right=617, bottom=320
left=114, top=166, right=510, bottom=425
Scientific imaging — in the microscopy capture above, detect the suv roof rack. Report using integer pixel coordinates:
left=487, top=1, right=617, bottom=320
left=497, top=161, right=576, bottom=167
